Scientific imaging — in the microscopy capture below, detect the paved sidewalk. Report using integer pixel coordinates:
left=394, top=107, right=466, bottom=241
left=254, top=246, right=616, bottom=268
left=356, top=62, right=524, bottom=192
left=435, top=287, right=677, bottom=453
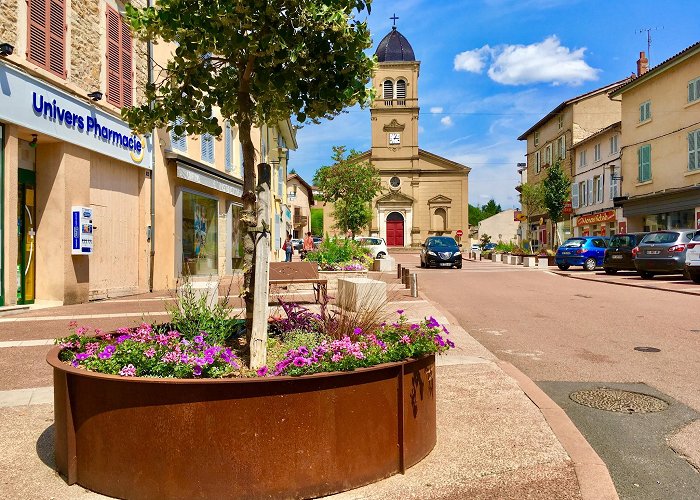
left=0, top=275, right=617, bottom=499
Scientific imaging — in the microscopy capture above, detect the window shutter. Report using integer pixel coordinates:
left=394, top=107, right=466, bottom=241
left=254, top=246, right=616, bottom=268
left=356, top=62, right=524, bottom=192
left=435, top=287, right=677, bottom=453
left=28, top=0, right=65, bottom=77
left=28, top=0, right=48, bottom=68
left=383, top=80, right=393, bottom=100
left=48, top=0, right=65, bottom=76
left=201, top=134, right=214, bottom=163
left=571, top=183, right=579, bottom=209
left=643, top=145, right=651, bottom=180
left=396, top=80, right=406, bottom=104
left=597, top=175, right=604, bottom=202
left=106, top=7, right=121, bottom=107
left=121, top=16, right=133, bottom=106
left=225, top=122, right=232, bottom=172
left=587, top=179, right=593, bottom=206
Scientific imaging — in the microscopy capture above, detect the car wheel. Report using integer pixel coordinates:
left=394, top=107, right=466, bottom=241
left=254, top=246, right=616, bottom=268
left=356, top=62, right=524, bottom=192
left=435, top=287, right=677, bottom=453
left=377, top=252, right=386, bottom=259
left=604, top=268, right=618, bottom=275
left=690, top=272, right=700, bottom=284
left=420, top=259, right=425, bottom=268
left=583, top=258, right=596, bottom=271
left=557, top=264, right=570, bottom=271
left=455, top=263, right=462, bottom=269
left=639, top=271, right=654, bottom=280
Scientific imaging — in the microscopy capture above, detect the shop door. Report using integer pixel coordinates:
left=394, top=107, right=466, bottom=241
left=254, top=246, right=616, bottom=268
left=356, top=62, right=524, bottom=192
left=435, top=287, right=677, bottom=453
left=17, top=170, right=36, bottom=304
left=386, top=212, right=404, bottom=246
left=89, top=157, right=139, bottom=299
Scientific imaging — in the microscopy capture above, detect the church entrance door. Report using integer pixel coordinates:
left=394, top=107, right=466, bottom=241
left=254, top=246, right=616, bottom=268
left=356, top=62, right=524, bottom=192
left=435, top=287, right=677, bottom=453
left=386, top=212, right=404, bottom=246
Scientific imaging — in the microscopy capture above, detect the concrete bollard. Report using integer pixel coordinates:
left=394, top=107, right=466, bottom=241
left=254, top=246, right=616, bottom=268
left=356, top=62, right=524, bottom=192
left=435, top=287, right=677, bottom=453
left=402, top=267, right=410, bottom=287
left=410, top=273, right=418, bottom=297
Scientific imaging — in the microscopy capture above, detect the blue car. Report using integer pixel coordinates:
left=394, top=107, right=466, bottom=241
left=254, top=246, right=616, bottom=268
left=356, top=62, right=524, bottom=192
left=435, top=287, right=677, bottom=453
left=555, top=236, right=609, bottom=271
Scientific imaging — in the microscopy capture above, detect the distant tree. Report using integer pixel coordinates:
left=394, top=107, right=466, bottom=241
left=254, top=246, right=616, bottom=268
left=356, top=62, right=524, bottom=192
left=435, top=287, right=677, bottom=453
left=468, top=199, right=502, bottom=227
left=310, top=208, right=324, bottom=236
left=313, top=146, right=382, bottom=236
left=481, top=199, right=502, bottom=219
left=480, top=233, right=491, bottom=247
left=543, top=160, right=570, bottom=247
left=520, top=182, right=545, bottom=250
left=289, top=168, right=297, bottom=175
left=468, top=204, right=483, bottom=227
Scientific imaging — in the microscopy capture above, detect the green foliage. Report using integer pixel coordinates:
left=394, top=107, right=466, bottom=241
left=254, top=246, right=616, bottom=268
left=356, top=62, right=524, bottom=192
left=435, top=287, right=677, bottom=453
left=310, top=208, right=324, bottom=236
left=314, top=146, right=382, bottom=235
left=304, top=236, right=372, bottom=270
left=543, top=160, right=570, bottom=225
left=479, top=233, right=491, bottom=247
left=520, top=183, right=545, bottom=217
left=494, top=241, right=517, bottom=253
left=468, top=199, right=502, bottom=227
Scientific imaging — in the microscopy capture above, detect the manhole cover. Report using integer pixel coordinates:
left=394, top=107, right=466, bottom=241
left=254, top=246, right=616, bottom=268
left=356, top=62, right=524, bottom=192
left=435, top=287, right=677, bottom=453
left=570, top=388, right=668, bottom=413
left=634, top=346, right=661, bottom=352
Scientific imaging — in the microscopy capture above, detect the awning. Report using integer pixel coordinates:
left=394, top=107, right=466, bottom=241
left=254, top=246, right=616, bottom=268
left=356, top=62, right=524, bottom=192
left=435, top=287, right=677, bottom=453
left=617, top=185, right=700, bottom=217
left=165, top=151, right=243, bottom=198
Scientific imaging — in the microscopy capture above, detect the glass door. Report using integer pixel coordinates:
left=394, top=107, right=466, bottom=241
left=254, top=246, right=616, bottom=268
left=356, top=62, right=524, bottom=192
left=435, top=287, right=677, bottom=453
left=17, top=170, right=36, bottom=304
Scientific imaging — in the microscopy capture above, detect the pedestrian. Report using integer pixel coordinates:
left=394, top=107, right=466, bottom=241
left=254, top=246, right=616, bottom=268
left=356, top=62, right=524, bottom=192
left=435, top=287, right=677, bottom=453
left=301, top=231, right=314, bottom=260
left=283, top=233, right=293, bottom=262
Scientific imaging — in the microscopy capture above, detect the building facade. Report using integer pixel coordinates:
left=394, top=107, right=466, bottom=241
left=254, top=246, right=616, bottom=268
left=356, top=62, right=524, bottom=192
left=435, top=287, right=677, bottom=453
left=0, top=0, right=151, bottom=305
left=287, top=173, right=314, bottom=239
left=610, top=46, right=700, bottom=232
left=357, top=26, right=469, bottom=247
left=517, top=79, right=627, bottom=249
left=477, top=210, right=520, bottom=245
left=570, top=122, right=624, bottom=236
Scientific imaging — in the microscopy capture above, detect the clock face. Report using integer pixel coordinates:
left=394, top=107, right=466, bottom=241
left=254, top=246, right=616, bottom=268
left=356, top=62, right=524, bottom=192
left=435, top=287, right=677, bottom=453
left=388, top=133, right=401, bottom=145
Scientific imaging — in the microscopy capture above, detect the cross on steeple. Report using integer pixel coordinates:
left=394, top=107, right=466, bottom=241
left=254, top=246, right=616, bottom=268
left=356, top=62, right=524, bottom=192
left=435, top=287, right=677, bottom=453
left=390, top=13, right=399, bottom=27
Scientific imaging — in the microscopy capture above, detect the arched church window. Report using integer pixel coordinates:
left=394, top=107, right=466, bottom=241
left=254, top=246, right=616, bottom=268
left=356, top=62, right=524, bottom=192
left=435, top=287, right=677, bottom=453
left=383, top=80, right=394, bottom=105
left=433, top=208, right=447, bottom=232
left=396, top=79, right=406, bottom=105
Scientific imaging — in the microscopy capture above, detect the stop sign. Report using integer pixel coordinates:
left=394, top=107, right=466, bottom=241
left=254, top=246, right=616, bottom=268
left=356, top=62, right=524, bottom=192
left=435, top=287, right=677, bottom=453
left=456, top=230, right=463, bottom=237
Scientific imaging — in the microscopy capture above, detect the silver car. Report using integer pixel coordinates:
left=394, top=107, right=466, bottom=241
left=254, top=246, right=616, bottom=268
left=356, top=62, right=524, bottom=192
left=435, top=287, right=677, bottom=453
left=633, top=229, right=697, bottom=279
left=685, top=232, right=700, bottom=283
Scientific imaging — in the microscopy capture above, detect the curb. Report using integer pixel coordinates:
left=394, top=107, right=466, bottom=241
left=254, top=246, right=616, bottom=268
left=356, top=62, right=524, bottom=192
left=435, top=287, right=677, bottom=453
left=553, top=271, right=700, bottom=297
left=417, top=288, right=619, bottom=500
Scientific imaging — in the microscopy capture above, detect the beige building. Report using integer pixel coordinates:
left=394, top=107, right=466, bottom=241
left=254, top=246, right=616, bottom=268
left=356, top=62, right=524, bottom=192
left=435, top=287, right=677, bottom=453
left=0, top=0, right=151, bottom=305
left=570, top=122, right=623, bottom=236
left=610, top=45, right=700, bottom=232
left=477, top=210, right=519, bottom=245
left=287, top=173, right=314, bottom=239
left=323, top=26, right=470, bottom=246
left=518, top=79, right=628, bottom=249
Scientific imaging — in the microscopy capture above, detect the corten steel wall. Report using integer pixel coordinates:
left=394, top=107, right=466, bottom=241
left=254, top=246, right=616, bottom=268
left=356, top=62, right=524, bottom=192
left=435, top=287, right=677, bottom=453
left=48, top=349, right=436, bottom=499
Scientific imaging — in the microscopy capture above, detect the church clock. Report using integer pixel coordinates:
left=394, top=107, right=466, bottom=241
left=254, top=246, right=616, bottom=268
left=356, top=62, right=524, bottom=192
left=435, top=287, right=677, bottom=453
left=388, top=132, right=401, bottom=145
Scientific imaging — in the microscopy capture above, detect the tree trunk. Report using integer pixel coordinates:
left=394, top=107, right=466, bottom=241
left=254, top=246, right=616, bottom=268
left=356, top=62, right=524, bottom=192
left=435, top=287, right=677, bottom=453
left=250, top=165, right=271, bottom=369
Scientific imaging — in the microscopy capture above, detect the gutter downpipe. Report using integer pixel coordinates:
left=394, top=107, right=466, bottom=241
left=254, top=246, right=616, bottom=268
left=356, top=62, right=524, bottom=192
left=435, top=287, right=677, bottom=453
left=147, top=0, right=156, bottom=292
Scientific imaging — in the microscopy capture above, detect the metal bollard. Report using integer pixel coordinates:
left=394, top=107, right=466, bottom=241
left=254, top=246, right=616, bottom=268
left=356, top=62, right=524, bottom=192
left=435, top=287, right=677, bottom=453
left=397, top=263, right=402, bottom=280
left=410, top=273, right=418, bottom=297
left=402, top=267, right=410, bottom=287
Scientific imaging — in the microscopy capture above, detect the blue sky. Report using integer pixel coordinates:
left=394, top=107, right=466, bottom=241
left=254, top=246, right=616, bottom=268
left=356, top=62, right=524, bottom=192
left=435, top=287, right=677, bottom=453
left=289, top=0, right=699, bottom=209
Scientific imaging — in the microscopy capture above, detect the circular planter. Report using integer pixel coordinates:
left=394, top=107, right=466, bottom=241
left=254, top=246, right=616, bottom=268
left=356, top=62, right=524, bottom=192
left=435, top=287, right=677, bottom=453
left=48, top=348, right=436, bottom=499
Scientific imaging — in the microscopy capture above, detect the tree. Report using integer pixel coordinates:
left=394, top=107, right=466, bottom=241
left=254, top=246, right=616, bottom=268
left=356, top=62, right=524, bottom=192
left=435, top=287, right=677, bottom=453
left=468, top=199, right=501, bottom=227
left=520, top=182, right=545, bottom=250
left=481, top=199, right=502, bottom=219
left=543, top=160, right=570, bottom=247
left=468, top=204, right=483, bottom=227
left=122, top=1, right=375, bottom=353
left=313, top=146, right=382, bottom=236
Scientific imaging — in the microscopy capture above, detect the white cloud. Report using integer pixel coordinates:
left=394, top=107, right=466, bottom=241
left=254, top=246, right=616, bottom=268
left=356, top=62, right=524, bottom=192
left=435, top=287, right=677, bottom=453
left=454, top=46, right=492, bottom=73
left=440, top=116, right=454, bottom=127
left=429, top=106, right=444, bottom=114
left=455, top=36, right=599, bottom=86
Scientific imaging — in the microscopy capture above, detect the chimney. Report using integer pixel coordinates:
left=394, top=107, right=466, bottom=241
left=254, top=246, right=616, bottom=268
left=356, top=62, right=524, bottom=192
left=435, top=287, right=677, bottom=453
left=637, top=51, right=649, bottom=76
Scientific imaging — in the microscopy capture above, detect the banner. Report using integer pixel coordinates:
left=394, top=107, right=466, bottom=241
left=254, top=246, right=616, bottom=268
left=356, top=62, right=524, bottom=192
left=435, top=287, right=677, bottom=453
left=576, top=210, right=616, bottom=227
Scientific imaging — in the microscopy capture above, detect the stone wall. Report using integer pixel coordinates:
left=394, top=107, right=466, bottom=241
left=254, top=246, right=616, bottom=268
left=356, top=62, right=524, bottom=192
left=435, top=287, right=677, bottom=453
left=131, top=0, right=149, bottom=105
left=0, top=0, right=18, bottom=47
left=69, top=0, right=101, bottom=92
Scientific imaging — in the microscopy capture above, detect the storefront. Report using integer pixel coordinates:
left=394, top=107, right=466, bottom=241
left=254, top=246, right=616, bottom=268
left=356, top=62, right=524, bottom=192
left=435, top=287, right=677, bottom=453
left=574, top=210, right=622, bottom=237
left=0, top=62, right=153, bottom=305
left=617, top=187, right=700, bottom=232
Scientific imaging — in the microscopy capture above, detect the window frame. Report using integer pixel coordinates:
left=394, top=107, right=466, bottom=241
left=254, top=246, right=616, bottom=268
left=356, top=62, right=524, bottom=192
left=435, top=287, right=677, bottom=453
left=544, top=144, right=552, bottom=166
left=578, top=149, right=587, bottom=168
left=557, top=135, right=566, bottom=160
left=535, top=150, right=541, bottom=174
left=594, top=175, right=604, bottom=203
left=688, top=129, right=700, bottom=172
left=534, top=131, right=540, bottom=147
left=609, top=134, right=619, bottom=155
left=688, top=77, right=700, bottom=103
left=571, top=182, right=579, bottom=209
left=579, top=181, right=587, bottom=206
left=594, top=143, right=601, bottom=162
left=201, top=133, right=215, bottom=163
left=610, top=168, right=619, bottom=200
left=170, top=117, right=187, bottom=152
left=639, top=100, right=651, bottom=122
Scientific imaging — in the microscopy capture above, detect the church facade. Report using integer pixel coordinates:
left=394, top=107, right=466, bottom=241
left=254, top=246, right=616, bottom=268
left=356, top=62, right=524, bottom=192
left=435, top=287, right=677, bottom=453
left=357, top=26, right=470, bottom=247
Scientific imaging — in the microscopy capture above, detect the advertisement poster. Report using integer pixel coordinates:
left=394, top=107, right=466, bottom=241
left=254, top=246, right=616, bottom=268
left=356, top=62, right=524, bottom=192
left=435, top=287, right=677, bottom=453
left=182, top=192, right=218, bottom=274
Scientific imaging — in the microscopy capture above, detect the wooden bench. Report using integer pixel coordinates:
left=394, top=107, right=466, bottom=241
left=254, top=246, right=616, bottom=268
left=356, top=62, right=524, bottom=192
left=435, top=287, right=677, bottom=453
left=269, top=262, right=328, bottom=303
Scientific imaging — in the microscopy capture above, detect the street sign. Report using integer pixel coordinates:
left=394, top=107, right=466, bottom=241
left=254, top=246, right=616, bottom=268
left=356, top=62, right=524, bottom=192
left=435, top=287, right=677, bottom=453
left=456, top=229, right=463, bottom=237
left=563, top=200, right=572, bottom=214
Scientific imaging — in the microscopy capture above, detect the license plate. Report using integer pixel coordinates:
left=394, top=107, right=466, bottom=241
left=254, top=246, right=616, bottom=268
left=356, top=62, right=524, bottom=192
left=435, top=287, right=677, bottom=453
left=439, top=263, right=452, bottom=267
left=562, top=251, right=571, bottom=255
left=647, top=250, right=660, bottom=255
left=612, top=255, right=623, bottom=260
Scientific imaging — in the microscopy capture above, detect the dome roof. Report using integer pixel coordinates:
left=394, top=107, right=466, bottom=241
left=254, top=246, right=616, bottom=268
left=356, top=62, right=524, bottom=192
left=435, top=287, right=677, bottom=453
left=375, top=27, right=416, bottom=62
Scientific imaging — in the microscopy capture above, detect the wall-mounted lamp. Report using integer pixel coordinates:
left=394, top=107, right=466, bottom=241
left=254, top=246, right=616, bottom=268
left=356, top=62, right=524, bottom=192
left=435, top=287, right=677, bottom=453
left=29, top=134, right=38, bottom=148
left=0, top=43, right=14, bottom=56
left=87, top=91, right=103, bottom=101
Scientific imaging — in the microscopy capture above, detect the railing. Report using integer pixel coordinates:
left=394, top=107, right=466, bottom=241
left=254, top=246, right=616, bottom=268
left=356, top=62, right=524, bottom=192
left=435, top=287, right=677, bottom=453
left=377, top=98, right=417, bottom=108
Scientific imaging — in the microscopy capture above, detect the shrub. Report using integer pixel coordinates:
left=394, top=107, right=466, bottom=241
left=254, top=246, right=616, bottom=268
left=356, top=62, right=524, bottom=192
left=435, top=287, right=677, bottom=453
left=304, top=236, right=372, bottom=271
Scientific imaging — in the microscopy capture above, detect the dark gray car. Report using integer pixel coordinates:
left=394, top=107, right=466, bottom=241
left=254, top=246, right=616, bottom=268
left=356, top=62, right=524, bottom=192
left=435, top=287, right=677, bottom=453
left=633, top=229, right=697, bottom=279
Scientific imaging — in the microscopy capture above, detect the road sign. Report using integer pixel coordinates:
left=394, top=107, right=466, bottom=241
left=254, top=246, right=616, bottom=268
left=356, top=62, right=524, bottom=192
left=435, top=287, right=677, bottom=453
left=456, top=229, right=463, bottom=237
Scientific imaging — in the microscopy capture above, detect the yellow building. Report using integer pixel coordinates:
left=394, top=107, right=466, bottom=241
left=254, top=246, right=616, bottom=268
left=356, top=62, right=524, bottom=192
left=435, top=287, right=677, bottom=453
left=518, top=79, right=627, bottom=249
left=324, top=26, right=470, bottom=247
left=610, top=45, right=700, bottom=231
left=0, top=0, right=151, bottom=305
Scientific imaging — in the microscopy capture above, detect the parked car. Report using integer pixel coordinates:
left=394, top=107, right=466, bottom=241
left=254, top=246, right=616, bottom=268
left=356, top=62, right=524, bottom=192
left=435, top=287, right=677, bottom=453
left=483, top=242, right=496, bottom=251
left=685, top=232, right=700, bottom=283
left=633, top=229, right=697, bottom=279
left=355, top=236, right=388, bottom=259
left=602, top=233, right=649, bottom=274
left=312, top=237, right=323, bottom=248
left=471, top=243, right=481, bottom=252
left=420, top=236, right=462, bottom=269
left=555, top=236, right=609, bottom=271
left=291, top=238, right=303, bottom=251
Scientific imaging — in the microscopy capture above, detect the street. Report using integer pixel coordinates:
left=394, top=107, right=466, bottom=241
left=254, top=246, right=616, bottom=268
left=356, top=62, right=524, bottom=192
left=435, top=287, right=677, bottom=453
left=394, top=253, right=700, bottom=500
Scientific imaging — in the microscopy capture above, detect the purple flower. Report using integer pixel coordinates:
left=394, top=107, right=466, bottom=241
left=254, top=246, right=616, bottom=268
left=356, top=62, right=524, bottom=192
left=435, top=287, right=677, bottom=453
left=116, top=334, right=129, bottom=344
left=144, top=347, right=156, bottom=358
left=193, top=335, right=204, bottom=345
left=293, top=357, right=307, bottom=367
left=397, top=309, right=404, bottom=315
left=119, top=364, right=136, bottom=377
left=98, top=348, right=113, bottom=360
left=192, top=365, right=203, bottom=376
left=446, top=339, right=455, bottom=348
left=75, top=352, right=90, bottom=361
left=442, top=325, right=450, bottom=335
left=410, top=324, right=420, bottom=331
left=434, top=335, right=446, bottom=347
left=298, top=346, right=309, bottom=356
left=426, top=316, right=440, bottom=328
left=353, top=327, right=362, bottom=335
left=256, top=366, right=269, bottom=377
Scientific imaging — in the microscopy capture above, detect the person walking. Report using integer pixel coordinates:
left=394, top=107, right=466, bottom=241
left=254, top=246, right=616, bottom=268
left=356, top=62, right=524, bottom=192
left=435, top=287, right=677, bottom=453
left=301, top=231, right=314, bottom=260
left=283, top=234, right=293, bottom=262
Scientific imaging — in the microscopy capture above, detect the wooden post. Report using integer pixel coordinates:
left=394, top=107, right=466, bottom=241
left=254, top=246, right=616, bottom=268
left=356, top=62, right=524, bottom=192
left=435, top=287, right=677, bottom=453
left=250, top=163, right=271, bottom=370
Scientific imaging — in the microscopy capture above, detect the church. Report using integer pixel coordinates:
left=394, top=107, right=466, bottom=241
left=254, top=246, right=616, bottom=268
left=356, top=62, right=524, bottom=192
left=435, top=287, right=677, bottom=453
left=355, top=23, right=471, bottom=247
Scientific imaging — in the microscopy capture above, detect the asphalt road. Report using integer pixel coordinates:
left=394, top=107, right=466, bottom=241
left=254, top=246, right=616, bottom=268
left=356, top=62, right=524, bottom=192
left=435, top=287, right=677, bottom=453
left=395, top=254, right=700, bottom=500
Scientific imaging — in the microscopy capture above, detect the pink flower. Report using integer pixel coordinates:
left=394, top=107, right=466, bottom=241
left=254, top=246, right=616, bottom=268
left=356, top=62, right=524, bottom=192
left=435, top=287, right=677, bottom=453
left=399, top=335, right=411, bottom=345
left=397, top=309, right=404, bottom=315
left=119, top=364, right=136, bottom=377
left=144, top=347, right=156, bottom=358
left=256, top=366, right=269, bottom=377
left=331, top=353, right=343, bottom=362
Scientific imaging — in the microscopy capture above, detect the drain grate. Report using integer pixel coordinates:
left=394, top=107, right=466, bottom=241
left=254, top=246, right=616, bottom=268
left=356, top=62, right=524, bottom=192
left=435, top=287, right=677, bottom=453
left=634, top=346, right=661, bottom=352
left=570, top=388, right=668, bottom=413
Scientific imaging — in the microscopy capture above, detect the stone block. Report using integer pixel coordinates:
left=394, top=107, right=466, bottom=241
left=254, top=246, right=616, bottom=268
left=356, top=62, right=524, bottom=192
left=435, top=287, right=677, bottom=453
left=522, top=256, right=537, bottom=267
left=337, top=278, right=387, bottom=313
left=372, top=256, right=396, bottom=272
left=493, top=253, right=502, bottom=263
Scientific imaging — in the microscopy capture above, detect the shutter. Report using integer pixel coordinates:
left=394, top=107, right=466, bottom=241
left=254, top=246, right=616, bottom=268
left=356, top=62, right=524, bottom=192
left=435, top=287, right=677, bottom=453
left=643, top=145, right=651, bottom=180
left=689, top=132, right=695, bottom=170
left=48, top=0, right=65, bottom=77
left=28, top=0, right=48, bottom=68
left=598, top=175, right=604, bottom=202
left=571, top=183, right=579, bottom=209
left=396, top=80, right=406, bottom=104
left=121, top=17, right=133, bottom=106
left=587, top=179, right=593, bottom=206
left=225, top=122, right=232, bottom=172
left=106, top=7, right=121, bottom=106
left=383, top=80, right=393, bottom=100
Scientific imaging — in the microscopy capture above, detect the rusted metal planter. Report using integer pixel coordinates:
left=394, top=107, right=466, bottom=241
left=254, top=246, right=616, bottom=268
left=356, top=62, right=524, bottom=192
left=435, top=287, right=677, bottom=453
left=48, top=348, right=436, bottom=499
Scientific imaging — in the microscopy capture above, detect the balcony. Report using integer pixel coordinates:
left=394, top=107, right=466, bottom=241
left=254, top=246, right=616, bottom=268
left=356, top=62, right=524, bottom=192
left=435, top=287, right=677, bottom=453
left=294, top=214, right=308, bottom=227
left=375, top=98, right=417, bottom=109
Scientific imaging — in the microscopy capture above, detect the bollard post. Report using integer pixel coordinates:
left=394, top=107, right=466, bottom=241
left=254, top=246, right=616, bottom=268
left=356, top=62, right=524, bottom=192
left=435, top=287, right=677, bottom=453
left=402, top=267, right=410, bottom=287
left=410, top=273, right=418, bottom=297
left=397, top=264, right=402, bottom=280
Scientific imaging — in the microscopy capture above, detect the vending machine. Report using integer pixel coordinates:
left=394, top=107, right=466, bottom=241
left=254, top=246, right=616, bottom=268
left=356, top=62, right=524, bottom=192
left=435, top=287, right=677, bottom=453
left=71, top=206, right=93, bottom=255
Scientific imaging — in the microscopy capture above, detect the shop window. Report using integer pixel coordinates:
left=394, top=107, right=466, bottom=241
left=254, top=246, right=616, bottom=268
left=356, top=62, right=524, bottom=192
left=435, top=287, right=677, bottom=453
left=182, top=192, right=218, bottom=275
left=106, top=6, right=133, bottom=108
left=688, top=129, right=700, bottom=171
left=28, top=0, right=66, bottom=78
left=637, top=144, right=651, bottom=182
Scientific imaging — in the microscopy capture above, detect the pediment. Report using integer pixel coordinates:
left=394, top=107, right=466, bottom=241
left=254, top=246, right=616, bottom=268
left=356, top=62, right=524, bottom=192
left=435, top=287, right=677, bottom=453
left=376, top=190, right=414, bottom=205
left=428, top=195, right=452, bottom=205
left=383, top=119, right=405, bottom=132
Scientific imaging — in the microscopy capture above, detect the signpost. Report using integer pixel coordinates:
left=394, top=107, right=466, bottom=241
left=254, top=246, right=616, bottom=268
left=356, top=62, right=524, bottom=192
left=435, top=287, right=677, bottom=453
left=456, top=229, right=463, bottom=237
